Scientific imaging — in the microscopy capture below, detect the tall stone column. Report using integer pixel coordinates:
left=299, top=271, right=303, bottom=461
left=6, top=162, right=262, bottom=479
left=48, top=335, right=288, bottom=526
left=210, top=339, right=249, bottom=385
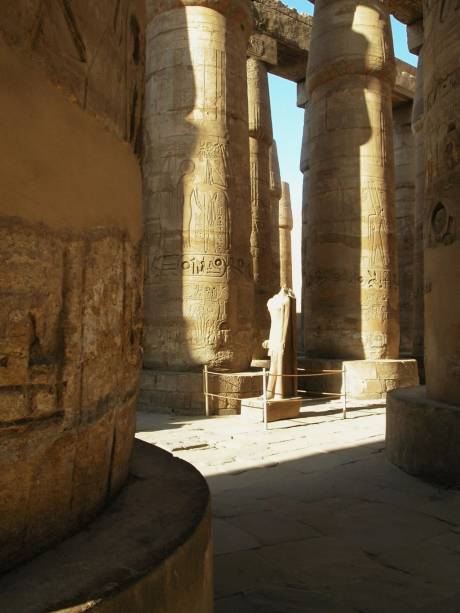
left=247, top=57, right=275, bottom=360
left=305, top=0, right=399, bottom=361
left=269, top=140, right=282, bottom=290
left=393, top=103, right=415, bottom=355
left=300, top=104, right=310, bottom=354
left=143, top=0, right=254, bottom=376
left=387, top=5, right=460, bottom=484
left=411, top=51, right=425, bottom=362
left=279, top=182, right=293, bottom=290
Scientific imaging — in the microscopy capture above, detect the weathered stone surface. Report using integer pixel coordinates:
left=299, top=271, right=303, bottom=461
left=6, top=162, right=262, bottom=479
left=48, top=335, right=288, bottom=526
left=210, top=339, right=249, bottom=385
left=393, top=103, right=415, bottom=355
left=247, top=57, right=276, bottom=360
left=143, top=0, right=255, bottom=373
left=241, top=396, right=301, bottom=422
left=423, top=1, right=460, bottom=406
left=0, top=441, right=213, bottom=613
left=305, top=0, right=399, bottom=361
left=279, top=182, right=293, bottom=290
left=0, top=4, right=144, bottom=571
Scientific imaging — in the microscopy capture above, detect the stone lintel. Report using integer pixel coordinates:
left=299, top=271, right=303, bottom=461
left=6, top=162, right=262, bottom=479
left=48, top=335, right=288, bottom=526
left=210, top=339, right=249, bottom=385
left=248, top=33, right=278, bottom=65
left=308, top=0, right=423, bottom=25
left=252, top=0, right=311, bottom=82
left=406, top=19, right=424, bottom=55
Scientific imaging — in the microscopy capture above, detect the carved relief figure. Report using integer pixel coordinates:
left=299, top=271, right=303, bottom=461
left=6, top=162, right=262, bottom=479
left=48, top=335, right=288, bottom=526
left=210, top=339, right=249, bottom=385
left=367, top=182, right=388, bottom=267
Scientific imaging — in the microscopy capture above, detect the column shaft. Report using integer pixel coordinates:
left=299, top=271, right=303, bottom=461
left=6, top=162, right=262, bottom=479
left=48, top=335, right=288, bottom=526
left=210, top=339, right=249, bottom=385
left=247, top=57, right=275, bottom=358
left=279, top=182, right=293, bottom=289
left=305, top=0, right=399, bottom=360
left=423, top=1, right=460, bottom=404
left=269, top=140, right=282, bottom=291
left=143, top=1, right=254, bottom=372
left=393, top=103, right=415, bottom=355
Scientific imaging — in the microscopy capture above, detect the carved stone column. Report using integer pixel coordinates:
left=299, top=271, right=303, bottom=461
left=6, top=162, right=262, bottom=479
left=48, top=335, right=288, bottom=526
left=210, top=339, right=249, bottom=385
left=247, top=57, right=275, bottom=360
left=411, top=51, right=425, bottom=362
left=279, top=182, right=293, bottom=290
left=305, top=0, right=399, bottom=361
left=143, top=0, right=254, bottom=376
left=387, top=4, right=460, bottom=484
left=300, top=104, right=310, bottom=354
left=269, top=140, right=282, bottom=290
left=393, top=103, right=415, bottom=355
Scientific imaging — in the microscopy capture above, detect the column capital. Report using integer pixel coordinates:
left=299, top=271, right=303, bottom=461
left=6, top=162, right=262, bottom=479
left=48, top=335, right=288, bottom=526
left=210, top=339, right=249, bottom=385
left=147, top=0, right=253, bottom=32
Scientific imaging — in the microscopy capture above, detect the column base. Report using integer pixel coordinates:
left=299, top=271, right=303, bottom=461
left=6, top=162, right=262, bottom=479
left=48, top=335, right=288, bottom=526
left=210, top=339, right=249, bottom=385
left=139, top=369, right=263, bottom=416
left=387, top=386, right=460, bottom=487
left=298, top=357, right=419, bottom=401
left=241, top=396, right=302, bottom=423
left=343, top=359, right=419, bottom=400
left=0, top=440, right=213, bottom=613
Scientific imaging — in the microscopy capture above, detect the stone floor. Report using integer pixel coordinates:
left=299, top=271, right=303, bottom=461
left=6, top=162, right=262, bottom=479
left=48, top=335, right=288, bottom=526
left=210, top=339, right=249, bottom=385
left=136, top=399, right=460, bottom=613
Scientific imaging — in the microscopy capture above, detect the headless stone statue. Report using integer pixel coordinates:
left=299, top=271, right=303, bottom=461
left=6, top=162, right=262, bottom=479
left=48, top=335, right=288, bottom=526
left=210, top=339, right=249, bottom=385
left=263, top=287, right=297, bottom=399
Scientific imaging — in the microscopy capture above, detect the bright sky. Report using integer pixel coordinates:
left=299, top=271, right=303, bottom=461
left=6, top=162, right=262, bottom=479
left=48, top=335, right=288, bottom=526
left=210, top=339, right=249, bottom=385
left=269, top=1, right=418, bottom=308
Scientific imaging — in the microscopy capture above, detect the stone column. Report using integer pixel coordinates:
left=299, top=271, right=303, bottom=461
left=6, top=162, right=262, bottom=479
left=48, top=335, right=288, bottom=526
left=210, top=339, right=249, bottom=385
left=411, top=51, right=425, bottom=362
left=423, top=4, right=460, bottom=406
left=387, top=5, right=460, bottom=484
left=279, top=182, right=293, bottom=290
left=305, top=0, right=399, bottom=361
left=300, top=104, right=310, bottom=354
left=269, top=140, right=282, bottom=290
left=393, top=103, right=415, bottom=355
left=247, top=57, right=275, bottom=360
left=143, top=0, right=254, bottom=377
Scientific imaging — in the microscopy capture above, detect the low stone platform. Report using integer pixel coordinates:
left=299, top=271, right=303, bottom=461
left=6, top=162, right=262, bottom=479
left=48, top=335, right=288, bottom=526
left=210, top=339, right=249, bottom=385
left=343, top=359, right=419, bottom=400
left=241, top=396, right=302, bottom=423
left=0, top=440, right=213, bottom=613
left=140, top=369, right=263, bottom=415
left=298, top=357, right=419, bottom=401
left=387, top=386, right=460, bottom=486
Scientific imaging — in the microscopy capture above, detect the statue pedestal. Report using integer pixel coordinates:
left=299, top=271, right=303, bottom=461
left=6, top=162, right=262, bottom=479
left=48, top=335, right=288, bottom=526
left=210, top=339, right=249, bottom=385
left=241, top=397, right=302, bottom=423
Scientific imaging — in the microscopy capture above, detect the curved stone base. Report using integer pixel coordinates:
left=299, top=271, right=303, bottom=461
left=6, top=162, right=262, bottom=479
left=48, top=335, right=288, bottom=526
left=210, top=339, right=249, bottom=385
left=298, top=358, right=419, bottom=401
left=386, top=386, right=460, bottom=487
left=140, top=369, right=262, bottom=415
left=344, top=359, right=419, bottom=400
left=0, top=440, right=213, bottom=613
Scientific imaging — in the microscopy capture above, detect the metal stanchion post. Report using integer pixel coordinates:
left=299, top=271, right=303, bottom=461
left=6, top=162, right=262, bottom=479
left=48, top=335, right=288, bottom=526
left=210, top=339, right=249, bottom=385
left=342, top=364, right=347, bottom=420
left=204, top=365, right=210, bottom=417
left=262, top=368, right=268, bottom=430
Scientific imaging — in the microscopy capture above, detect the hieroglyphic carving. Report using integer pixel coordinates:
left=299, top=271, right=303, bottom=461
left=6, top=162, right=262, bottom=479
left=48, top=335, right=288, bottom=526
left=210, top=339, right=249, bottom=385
left=143, top=1, right=254, bottom=371
left=305, top=0, right=399, bottom=360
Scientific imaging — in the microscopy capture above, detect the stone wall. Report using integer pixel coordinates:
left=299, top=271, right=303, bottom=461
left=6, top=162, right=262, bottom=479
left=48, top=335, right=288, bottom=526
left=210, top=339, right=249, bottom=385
left=0, top=1, right=145, bottom=571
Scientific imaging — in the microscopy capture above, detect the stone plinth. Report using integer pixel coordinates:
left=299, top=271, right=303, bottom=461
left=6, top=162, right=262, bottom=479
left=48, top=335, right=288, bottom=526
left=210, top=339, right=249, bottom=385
left=387, top=387, right=460, bottom=487
left=0, top=440, right=213, bottom=613
left=298, top=357, right=419, bottom=401
left=139, top=369, right=263, bottom=416
left=0, top=5, right=144, bottom=572
left=343, top=359, right=419, bottom=401
left=143, top=0, right=254, bottom=372
left=305, top=0, right=399, bottom=360
left=241, top=396, right=302, bottom=423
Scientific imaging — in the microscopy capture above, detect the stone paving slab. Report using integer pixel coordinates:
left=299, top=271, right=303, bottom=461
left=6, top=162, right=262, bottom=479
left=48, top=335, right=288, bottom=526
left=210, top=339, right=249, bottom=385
left=137, top=398, right=460, bottom=612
